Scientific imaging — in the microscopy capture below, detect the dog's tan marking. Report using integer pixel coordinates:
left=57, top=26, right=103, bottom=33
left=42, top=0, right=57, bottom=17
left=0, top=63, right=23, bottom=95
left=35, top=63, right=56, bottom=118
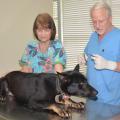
left=47, top=104, right=71, bottom=118
left=55, top=97, right=85, bottom=110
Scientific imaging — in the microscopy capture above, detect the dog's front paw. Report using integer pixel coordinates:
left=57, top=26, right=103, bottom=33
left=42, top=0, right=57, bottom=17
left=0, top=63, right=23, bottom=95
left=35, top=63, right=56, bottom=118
left=71, top=102, right=85, bottom=110
left=57, top=108, right=72, bottom=118
left=48, top=104, right=72, bottom=118
left=65, top=99, right=85, bottom=110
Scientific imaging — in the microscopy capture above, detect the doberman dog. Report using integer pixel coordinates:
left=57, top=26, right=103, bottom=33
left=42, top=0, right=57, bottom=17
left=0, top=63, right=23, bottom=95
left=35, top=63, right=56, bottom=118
left=0, top=64, right=98, bottom=118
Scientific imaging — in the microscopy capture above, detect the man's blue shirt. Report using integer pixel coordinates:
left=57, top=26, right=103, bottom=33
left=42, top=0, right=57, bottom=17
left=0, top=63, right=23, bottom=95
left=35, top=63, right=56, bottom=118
left=85, top=27, right=120, bottom=105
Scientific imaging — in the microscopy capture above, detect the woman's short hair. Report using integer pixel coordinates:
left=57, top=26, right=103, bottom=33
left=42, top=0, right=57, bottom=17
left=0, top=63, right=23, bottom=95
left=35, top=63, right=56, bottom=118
left=33, top=13, right=56, bottom=40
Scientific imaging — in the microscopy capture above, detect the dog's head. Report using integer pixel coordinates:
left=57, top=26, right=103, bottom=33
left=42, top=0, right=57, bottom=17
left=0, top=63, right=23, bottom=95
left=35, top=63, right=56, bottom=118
left=57, top=64, right=98, bottom=100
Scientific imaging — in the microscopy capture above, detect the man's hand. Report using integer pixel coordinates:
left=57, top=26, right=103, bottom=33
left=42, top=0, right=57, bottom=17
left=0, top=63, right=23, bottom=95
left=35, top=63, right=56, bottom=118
left=91, top=54, right=117, bottom=70
left=78, top=54, right=88, bottom=65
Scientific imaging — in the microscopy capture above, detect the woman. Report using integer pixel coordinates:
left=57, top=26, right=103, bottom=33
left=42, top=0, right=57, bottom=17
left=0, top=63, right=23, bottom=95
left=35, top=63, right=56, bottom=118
left=19, top=13, right=66, bottom=73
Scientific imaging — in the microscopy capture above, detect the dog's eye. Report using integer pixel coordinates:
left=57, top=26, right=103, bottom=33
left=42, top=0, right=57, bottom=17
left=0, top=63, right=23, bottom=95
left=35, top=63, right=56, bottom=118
left=64, top=79, right=68, bottom=82
left=80, top=83, right=84, bottom=85
left=79, top=82, right=86, bottom=89
left=80, top=82, right=87, bottom=85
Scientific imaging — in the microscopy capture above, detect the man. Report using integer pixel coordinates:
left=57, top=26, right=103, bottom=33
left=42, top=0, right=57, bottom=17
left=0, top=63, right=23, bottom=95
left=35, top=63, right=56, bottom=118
left=80, top=1, right=120, bottom=105
left=79, top=2, right=120, bottom=120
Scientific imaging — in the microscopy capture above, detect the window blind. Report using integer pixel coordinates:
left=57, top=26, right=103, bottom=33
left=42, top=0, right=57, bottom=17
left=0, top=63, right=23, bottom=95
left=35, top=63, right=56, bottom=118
left=60, top=0, right=94, bottom=74
left=53, top=0, right=120, bottom=74
left=111, top=0, right=120, bottom=28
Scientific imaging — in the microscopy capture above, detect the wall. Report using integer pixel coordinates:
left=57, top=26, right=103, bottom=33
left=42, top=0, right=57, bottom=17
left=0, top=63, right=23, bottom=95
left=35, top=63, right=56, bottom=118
left=0, top=0, right=52, bottom=76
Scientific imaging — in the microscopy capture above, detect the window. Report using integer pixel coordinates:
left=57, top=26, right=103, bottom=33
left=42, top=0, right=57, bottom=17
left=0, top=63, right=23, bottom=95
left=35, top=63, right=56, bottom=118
left=59, top=0, right=94, bottom=74
left=53, top=0, right=120, bottom=74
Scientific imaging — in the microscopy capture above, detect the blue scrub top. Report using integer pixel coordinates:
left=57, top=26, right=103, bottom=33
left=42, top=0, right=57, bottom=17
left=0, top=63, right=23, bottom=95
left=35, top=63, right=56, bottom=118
left=85, top=27, right=120, bottom=105
left=86, top=99, right=120, bottom=120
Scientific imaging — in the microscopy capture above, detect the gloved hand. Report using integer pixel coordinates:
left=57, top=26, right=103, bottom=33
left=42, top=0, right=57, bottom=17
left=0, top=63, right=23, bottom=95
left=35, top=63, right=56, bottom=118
left=79, top=54, right=88, bottom=65
left=91, top=54, right=117, bottom=70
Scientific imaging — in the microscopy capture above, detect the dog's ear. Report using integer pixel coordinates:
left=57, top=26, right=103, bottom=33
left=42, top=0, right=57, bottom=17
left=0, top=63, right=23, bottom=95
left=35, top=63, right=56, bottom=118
left=74, top=64, right=80, bottom=72
left=56, top=72, right=68, bottom=81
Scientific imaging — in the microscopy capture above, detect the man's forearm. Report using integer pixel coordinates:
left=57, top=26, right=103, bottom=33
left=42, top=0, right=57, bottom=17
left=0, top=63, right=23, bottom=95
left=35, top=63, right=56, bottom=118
left=115, top=62, right=120, bottom=72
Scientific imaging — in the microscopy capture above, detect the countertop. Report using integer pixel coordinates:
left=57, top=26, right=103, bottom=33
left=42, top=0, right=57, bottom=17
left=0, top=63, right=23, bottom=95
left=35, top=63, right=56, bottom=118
left=0, top=99, right=120, bottom=120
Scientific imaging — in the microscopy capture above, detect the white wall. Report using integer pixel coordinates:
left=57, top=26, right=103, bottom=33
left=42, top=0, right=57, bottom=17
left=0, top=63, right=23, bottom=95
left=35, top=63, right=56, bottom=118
left=0, top=0, right=53, bottom=76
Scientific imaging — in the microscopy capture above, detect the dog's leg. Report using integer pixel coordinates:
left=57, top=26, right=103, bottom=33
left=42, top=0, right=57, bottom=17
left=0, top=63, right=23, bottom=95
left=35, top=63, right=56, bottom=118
left=55, top=96, right=85, bottom=110
left=47, top=103, right=72, bottom=118
left=5, top=94, right=16, bottom=112
left=65, top=98, right=85, bottom=110
left=4, top=82, right=16, bottom=112
left=28, top=97, right=71, bottom=118
left=28, top=95, right=49, bottom=109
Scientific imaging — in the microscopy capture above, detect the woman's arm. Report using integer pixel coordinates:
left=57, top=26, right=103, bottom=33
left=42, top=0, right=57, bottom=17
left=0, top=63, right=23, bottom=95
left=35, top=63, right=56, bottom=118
left=54, top=64, right=64, bottom=73
left=21, top=66, right=32, bottom=73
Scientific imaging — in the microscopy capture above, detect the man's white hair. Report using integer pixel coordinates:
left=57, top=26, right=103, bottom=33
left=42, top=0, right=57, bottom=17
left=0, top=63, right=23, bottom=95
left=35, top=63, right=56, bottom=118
left=90, top=1, right=112, bottom=17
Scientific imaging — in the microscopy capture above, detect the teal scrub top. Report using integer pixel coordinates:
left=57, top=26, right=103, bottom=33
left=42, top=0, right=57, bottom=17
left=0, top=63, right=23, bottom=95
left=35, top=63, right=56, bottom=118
left=85, top=27, right=120, bottom=105
left=19, top=39, right=66, bottom=73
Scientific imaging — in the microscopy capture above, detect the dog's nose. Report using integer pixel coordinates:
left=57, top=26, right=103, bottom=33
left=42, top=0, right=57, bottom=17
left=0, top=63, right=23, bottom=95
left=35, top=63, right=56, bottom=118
left=93, top=90, right=98, bottom=95
left=89, top=90, right=98, bottom=100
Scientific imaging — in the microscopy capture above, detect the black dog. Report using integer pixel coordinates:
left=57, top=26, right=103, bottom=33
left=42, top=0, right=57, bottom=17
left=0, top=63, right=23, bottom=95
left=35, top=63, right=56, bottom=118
left=0, top=64, right=98, bottom=117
